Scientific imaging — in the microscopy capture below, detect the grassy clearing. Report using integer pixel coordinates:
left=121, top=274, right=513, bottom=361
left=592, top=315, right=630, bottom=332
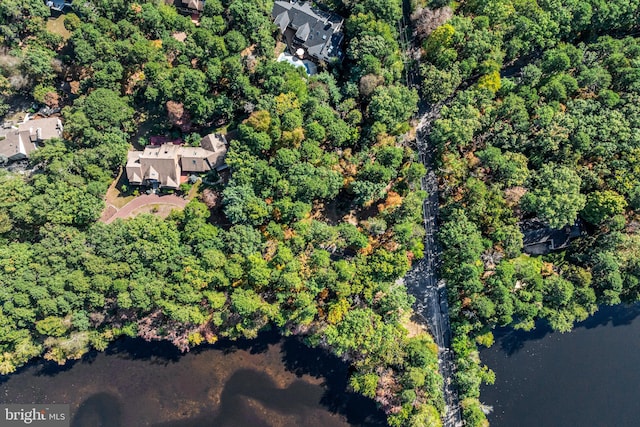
left=187, top=180, right=201, bottom=200
left=127, top=203, right=183, bottom=219
left=104, top=169, right=136, bottom=209
left=46, top=16, right=71, bottom=40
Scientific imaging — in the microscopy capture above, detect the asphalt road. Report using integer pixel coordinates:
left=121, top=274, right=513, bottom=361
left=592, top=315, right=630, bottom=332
left=403, top=111, right=463, bottom=427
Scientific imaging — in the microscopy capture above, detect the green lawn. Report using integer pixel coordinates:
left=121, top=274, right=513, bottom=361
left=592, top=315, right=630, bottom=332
left=46, top=15, right=71, bottom=40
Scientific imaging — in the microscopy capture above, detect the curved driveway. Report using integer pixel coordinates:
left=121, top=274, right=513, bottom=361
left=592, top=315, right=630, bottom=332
left=102, top=194, right=188, bottom=224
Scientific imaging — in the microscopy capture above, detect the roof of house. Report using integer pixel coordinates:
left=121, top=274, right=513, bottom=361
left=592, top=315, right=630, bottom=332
left=46, top=0, right=68, bottom=11
left=0, top=118, right=62, bottom=161
left=126, top=144, right=181, bottom=188
left=143, top=143, right=182, bottom=160
left=522, top=220, right=583, bottom=254
left=272, top=1, right=344, bottom=63
left=18, top=117, right=63, bottom=141
left=0, top=131, right=36, bottom=160
left=181, top=147, right=216, bottom=173
left=126, top=134, right=228, bottom=188
left=181, top=0, right=204, bottom=11
left=126, top=151, right=144, bottom=184
left=200, top=133, right=226, bottom=151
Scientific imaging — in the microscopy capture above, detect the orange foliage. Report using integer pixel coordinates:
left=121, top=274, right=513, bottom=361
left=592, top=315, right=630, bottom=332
left=377, top=191, right=403, bottom=213
left=541, top=262, right=555, bottom=277
left=360, top=241, right=374, bottom=255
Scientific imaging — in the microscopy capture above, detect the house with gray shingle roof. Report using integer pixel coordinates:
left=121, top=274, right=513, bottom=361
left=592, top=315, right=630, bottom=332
left=271, top=1, right=345, bottom=64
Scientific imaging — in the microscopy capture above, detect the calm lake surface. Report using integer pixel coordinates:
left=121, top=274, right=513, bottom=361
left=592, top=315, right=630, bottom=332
left=480, top=303, right=640, bottom=427
left=0, top=332, right=387, bottom=427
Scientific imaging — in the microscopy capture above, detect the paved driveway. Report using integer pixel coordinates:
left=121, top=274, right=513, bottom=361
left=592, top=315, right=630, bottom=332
left=101, top=194, right=188, bottom=224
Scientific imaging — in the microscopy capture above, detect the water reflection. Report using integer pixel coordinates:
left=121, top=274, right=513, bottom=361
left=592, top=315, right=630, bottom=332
left=71, top=393, right=123, bottom=427
left=1, top=332, right=387, bottom=427
left=482, top=303, right=640, bottom=427
left=492, top=302, right=640, bottom=356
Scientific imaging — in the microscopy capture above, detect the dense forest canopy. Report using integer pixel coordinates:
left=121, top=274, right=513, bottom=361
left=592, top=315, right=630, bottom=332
left=2, top=0, right=640, bottom=425
left=0, top=0, right=444, bottom=426
left=412, top=0, right=640, bottom=424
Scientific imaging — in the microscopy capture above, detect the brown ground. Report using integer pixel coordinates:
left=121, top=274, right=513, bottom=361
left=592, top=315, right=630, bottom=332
left=402, top=314, right=429, bottom=338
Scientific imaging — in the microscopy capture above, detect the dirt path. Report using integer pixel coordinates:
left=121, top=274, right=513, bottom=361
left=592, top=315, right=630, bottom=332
left=101, top=194, right=189, bottom=224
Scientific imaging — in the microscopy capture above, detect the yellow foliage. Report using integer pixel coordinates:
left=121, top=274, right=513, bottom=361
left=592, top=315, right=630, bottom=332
left=274, top=93, right=300, bottom=115
left=377, top=191, right=403, bottom=213
left=360, top=240, right=374, bottom=255
left=244, top=110, right=271, bottom=132
left=475, top=331, right=495, bottom=348
left=477, top=71, right=501, bottom=93
left=425, top=23, right=455, bottom=53
left=375, top=133, right=395, bottom=146
left=541, top=262, right=554, bottom=276
left=281, top=127, right=305, bottom=147
left=188, top=332, right=204, bottom=346
left=327, top=298, right=350, bottom=324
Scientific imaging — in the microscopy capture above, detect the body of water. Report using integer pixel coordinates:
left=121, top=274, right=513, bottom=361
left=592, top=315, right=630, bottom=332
left=480, top=303, right=640, bottom=427
left=0, top=332, right=387, bottom=427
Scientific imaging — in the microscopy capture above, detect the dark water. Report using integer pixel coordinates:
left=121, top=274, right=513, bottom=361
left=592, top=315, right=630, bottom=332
left=0, top=332, right=387, bottom=427
left=480, top=303, right=640, bottom=427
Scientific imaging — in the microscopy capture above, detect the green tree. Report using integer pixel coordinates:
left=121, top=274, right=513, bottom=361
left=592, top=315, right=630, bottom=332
left=581, top=190, right=627, bottom=225
left=521, top=164, right=586, bottom=228
left=367, top=85, right=419, bottom=134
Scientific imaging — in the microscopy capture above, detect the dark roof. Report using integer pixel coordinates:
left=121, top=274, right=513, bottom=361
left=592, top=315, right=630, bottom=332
left=271, top=1, right=344, bottom=63
left=46, top=0, right=69, bottom=11
left=522, top=220, right=582, bottom=254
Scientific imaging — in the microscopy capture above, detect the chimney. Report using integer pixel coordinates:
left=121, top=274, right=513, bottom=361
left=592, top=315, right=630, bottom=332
left=36, top=128, right=42, bottom=141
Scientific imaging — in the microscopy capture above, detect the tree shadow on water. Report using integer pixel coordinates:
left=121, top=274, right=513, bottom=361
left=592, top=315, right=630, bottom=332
left=149, top=369, right=324, bottom=427
left=494, top=303, right=640, bottom=356
left=280, top=337, right=388, bottom=426
left=216, top=329, right=281, bottom=356
left=71, top=392, right=123, bottom=427
left=34, top=350, right=102, bottom=378
left=576, top=302, right=640, bottom=330
left=494, top=323, right=554, bottom=356
left=149, top=337, right=387, bottom=427
left=152, top=367, right=384, bottom=427
left=105, top=338, right=183, bottom=363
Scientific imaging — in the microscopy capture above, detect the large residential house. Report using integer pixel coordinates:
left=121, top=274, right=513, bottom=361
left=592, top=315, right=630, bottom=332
left=0, top=117, right=63, bottom=162
left=271, top=1, right=344, bottom=63
left=176, top=0, right=204, bottom=16
left=126, top=133, right=227, bottom=189
left=522, top=220, right=583, bottom=255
